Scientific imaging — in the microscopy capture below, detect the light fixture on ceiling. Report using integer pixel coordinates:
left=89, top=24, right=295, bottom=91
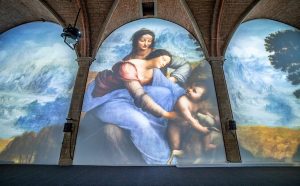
left=61, top=8, right=81, bottom=50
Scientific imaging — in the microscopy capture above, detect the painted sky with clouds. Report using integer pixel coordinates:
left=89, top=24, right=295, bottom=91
left=224, top=19, right=300, bottom=128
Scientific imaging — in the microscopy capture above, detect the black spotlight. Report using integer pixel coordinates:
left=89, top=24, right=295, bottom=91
left=61, top=8, right=81, bottom=50
left=63, top=118, right=74, bottom=133
left=228, top=119, right=237, bottom=130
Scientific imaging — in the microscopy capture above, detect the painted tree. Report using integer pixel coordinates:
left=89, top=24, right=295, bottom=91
left=265, top=29, right=300, bottom=98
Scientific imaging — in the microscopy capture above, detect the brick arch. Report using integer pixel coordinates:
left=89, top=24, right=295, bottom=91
left=186, top=0, right=260, bottom=58
left=244, top=0, right=300, bottom=30
left=0, top=0, right=59, bottom=35
left=223, top=0, right=300, bottom=58
left=0, top=20, right=61, bottom=34
left=91, top=0, right=206, bottom=59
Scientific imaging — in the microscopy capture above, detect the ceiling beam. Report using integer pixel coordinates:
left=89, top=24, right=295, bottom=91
left=76, top=0, right=90, bottom=57
left=39, top=0, right=66, bottom=27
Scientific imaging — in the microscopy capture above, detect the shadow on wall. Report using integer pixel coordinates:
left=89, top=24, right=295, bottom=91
left=0, top=125, right=64, bottom=164
left=74, top=112, right=145, bottom=165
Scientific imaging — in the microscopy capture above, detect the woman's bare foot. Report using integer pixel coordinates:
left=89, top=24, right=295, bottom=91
left=167, top=150, right=184, bottom=165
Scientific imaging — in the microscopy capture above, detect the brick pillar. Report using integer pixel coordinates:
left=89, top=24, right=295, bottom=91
left=59, top=57, right=93, bottom=166
left=208, top=57, right=241, bottom=162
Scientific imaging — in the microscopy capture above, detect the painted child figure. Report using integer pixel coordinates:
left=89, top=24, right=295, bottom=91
left=167, top=81, right=219, bottom=164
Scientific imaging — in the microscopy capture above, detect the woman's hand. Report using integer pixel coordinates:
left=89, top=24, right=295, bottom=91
left=162, top=111, right=178, bottom=120
left=168, top=76, right=177, bottom=83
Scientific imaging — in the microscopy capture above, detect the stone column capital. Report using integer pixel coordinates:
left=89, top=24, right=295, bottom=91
left=76, top=57, right=95, bottom=67
left=207, top=56, right=225, bottom=66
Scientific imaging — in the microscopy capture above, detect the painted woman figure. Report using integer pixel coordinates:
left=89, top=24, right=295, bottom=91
left=123, top=29, right=192, bottom=84
left=83, top=49, right=185, bottom=164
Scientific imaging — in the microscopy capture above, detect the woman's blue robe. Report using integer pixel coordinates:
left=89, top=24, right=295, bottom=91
left=82, top=69, right=185, bottom=164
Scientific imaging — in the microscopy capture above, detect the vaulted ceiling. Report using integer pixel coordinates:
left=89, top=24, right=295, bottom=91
left=0, top=0, right=299, bottom=58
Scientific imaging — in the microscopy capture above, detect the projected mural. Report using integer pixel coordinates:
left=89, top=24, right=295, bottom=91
left=224, top=19, right=300, bottom=163
left=74, top=18, right=225, bottom=165
left=0, top=22, right=77, bottom=164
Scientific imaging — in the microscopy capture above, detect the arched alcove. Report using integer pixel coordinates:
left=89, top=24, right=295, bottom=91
left=224, top=19, right=300, bottom=164
left=0, top=22, right=77, bottom=164
left=74, top=18, right=226, bottom=166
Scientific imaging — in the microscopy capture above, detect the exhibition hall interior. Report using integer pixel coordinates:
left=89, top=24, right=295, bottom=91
left=0, top=0, right=299, bottom=185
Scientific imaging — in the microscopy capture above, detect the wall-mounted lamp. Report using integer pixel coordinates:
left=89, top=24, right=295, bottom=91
left=228, top=119, right=237, bottom=130
left=63, top=117, right=77, bottom=160
left=63, top=118, right=75, bottom=132
left=61, top=8, right=81, bottom=50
